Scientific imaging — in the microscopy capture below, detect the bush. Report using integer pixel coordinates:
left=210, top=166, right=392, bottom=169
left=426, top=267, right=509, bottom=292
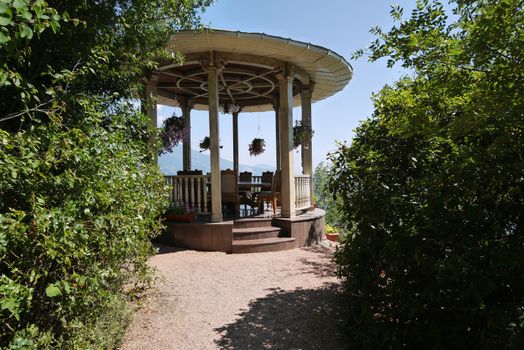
left=313, top=162, right=344, bottom=229
left=330, top=0, right=524, bottom=348
left=0, top=0, right=209, bottom=346
left=0, top=108, right=166, bottom=348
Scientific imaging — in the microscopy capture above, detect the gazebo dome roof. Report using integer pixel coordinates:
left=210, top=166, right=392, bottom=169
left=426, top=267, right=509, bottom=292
left=156, top=29, right=352, bottom=112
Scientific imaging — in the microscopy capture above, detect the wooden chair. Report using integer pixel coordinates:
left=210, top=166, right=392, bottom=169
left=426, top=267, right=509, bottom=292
left=238, top=171, right=253, bottom=198
left=260, top=171, right=273, bottom=191
left=221, top=169, right=240, bottom=215
left=257, top=170, right=281, bottom=215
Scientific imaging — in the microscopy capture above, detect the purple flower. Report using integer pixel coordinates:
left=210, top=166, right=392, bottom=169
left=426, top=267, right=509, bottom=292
left=160, top=114, right=188, bottom=154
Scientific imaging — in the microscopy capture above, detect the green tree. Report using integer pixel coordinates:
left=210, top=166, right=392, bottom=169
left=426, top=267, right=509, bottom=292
left=330, top=0, right=524, bottom=348
left=313, top=161, right=343, bottom=229
left=1, top=0, right=210, bottom=129
left=0, top=0, right=210, bottom=347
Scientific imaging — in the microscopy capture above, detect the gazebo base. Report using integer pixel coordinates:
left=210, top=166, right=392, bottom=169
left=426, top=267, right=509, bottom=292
left=157, top=209, right=326, bottom=254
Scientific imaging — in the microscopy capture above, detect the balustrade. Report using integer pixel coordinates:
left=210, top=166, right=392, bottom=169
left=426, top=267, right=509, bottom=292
left=294, top=175, right=311, bottom=210
left=165, top=175, right=209, bottom=214
left=164, top=174, right=311, bottom=216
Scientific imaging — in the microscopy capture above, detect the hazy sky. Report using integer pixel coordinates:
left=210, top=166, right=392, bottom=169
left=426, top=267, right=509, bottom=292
left=159, top=0, right=420, bottom=169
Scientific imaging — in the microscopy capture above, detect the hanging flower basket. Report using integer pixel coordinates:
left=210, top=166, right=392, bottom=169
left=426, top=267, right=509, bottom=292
left=160, top=114, right=188, bottom=154
left=199, top=136, right=210, bottom=152
left=293, top=120, right=314, bottom=149
left=248, top=138, right=266, bottom=156
left=199, top=136, right=223, bottom=152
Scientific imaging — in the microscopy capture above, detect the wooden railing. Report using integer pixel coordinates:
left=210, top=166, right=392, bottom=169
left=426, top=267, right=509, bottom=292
left=295, top=175, right=311, bottom=210
left=165, top=175, right=209, bottom=214
left=164, top=174, right=311, bottom=214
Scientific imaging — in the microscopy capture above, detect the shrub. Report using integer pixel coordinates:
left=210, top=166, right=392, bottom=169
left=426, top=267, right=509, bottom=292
left=330, top=0, right=524, bottom=348
left=313, top=162, right=344, bottom=229
left=0, top=108, right=167, bottom=348
left=1, top=0, right=210, bottom=346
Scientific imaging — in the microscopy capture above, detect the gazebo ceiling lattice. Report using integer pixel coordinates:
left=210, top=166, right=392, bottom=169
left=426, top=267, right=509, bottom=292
left=155, top=29, right=353, bottom=112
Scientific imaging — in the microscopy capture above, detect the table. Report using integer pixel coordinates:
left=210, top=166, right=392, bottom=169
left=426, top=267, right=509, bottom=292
left=238, top=181, right=272, bottom=192
left=205, top=181, right=271, bottom=190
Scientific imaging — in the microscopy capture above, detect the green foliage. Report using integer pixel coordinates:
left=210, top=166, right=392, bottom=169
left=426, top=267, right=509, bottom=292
left=0, top=109, right=167, bottom=348
left=199, top=136, right=210, bottom=152
left=325, top=224, right=338, bottom=234
left=249, top=138, right=266, bottom=156
left=164, top=201, right=191, bottom=215
left=0, top=0, right=211, bottom=129
left=66, top=294, right=132, bottom=350
left=293, top=120, right=314, bottom=149
left=331, top=0, right=524, bottom=348
left=313, top=162, right=344, bottom=229
left=0, top=0, right=62, bottom=45
left=0, top=0, right=210, bottom=347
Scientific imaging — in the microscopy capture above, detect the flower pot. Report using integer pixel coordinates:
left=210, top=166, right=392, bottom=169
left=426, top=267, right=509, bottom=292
left=164, top=213, right=194, bottom=222
left=249, top=138, right=266, bottom=156
left=325, top=232, right=339, bottom=242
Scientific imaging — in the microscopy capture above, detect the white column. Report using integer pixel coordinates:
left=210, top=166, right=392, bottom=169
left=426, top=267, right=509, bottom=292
left=232, top=110, right=239, bottom=172
left=273, top=97, right=281, bottom=170
left=277, top=70, right=295, bottom=218
left=208, top=57, right=222, bottom=222
left=181, top=101, right=192, bottom=171
left=301, top=85, right=314, bottom=206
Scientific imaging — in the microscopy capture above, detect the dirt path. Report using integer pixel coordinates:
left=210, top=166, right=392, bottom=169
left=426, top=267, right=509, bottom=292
left=121, top=243, right=347, bottom=350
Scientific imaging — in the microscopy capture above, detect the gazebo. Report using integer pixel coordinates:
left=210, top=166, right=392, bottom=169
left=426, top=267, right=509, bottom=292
left=146, top=29, right=352, bottom=252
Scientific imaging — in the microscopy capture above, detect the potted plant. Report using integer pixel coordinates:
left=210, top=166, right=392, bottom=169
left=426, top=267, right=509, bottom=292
left=163, top=201, right=194, bottom=222
left=325, top=224, right=340, bottom=242
left=248, top=138, right=266, bottom=156
left=293, top=120, right=314, bottom=149
left=199, top=136, right=222, bottom=152
left=199, top=136, right=210, bottom=152
left=159, top=114, right=188, bottom=154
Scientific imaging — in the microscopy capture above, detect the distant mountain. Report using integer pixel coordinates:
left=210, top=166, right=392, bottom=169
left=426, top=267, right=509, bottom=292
left=159, top=146, right=275, bottom=175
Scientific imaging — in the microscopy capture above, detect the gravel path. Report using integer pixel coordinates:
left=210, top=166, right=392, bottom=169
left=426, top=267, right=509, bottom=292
left=121, top=243, right=347, bottom=350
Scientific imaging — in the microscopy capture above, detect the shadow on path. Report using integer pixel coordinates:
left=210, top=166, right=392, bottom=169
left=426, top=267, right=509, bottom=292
left=214, top=283, right=348, bottom=349
left=295, top=245, right=339, bottom=278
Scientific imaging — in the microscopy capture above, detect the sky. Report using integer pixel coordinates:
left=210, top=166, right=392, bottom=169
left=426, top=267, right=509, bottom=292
left=159, top=0, right=420, bottom=170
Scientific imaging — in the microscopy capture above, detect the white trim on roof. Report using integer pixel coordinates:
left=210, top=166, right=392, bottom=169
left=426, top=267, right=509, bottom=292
left=163, top=29, right=352, bottom=112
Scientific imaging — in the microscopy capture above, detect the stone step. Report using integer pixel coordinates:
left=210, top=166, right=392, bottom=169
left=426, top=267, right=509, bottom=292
left=232, top=237, right=296, bottom=254
left=233, top=226, right=282, bottom=241
left=233, top=217, right=273, bottom=229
